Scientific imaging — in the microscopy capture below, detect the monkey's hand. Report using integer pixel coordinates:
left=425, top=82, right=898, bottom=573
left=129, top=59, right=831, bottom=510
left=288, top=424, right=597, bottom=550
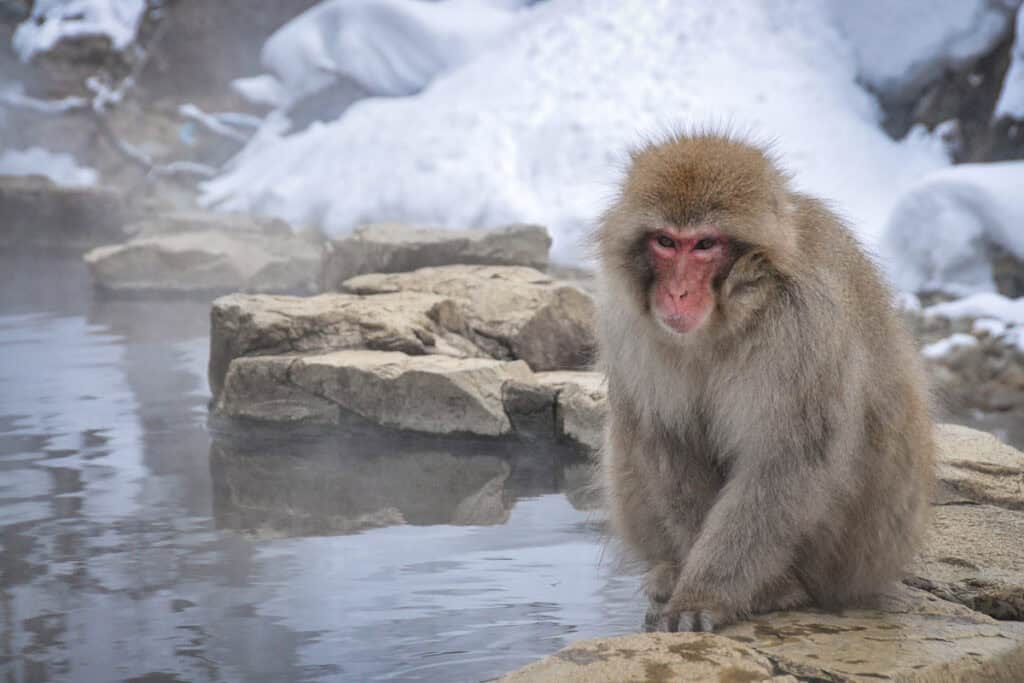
left=648, top=600, right=734, bottom=633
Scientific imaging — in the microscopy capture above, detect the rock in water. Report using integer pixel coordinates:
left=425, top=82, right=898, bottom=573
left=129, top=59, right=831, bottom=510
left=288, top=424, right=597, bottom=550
left=83, top=212, right=322, bottom=296
left=0, top=175, right=127, bottom=249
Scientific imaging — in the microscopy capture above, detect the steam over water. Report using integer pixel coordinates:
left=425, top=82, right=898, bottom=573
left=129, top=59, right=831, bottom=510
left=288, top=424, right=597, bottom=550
left=0, top=251, right=642, bottom=682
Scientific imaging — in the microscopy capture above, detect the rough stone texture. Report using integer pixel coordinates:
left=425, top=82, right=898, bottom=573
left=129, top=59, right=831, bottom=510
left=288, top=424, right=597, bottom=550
left=208, top=291, right=481, bottom=399
left=937, top=423, right=1024, bottom=510
left=0, top=175, right=127, bottom=249
left=499, top=632, right=782, bottom=683
left=343, top=265, right=595, bottom=371
left=500, top=586, right=1024, bottom=682
left=535, top=371, right=608, bottom=451
left=911, top=503, right=1024, bottom=621
left=320, top=222, right=551, bottom=291
left=216, top=350, right=533, bottom=436
left=84, top=212, right=322, bottom=296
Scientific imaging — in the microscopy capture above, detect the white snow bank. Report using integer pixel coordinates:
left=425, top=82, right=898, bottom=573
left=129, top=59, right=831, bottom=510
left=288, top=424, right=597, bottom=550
left=926, top=292, right=1024, bottom=325
left=202, top=0, right=949, bottom=262
left=828, top=0, right=1020, bottom=100
left=973, top=317, right=1009, bottom=336
left=13, top=0, right=145, bottom=62
left=253, top=0, right=524, bottom=108
left=995, top=5, right=1024, bottom=119
left=0, top=147, right=98, bottom=186
left=880, top=162, right=1024, bottom=296
left=921, top=333, right=978, bottom=359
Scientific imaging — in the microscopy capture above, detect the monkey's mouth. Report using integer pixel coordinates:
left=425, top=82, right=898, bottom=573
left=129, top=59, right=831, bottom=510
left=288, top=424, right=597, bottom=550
left=656, top=312, right=703, bottom=335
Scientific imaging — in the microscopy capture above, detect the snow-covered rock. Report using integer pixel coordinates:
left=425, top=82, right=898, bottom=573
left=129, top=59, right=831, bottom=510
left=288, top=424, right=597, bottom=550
left=827, top=0, right=1020, bottom=102
left=881, top=162, right=1024, bottom=296
left=201, top=0, right=949, bottom=262
left=13, top=0, right=145, bottom=61
left=927, top=293, right=1024, bottom=326
left=922, top=333, right=979, bottom=359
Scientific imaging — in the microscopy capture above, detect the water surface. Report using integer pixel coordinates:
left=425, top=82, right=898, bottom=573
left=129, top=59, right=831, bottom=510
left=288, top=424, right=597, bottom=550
left=0, top=250, right=643, bottom=683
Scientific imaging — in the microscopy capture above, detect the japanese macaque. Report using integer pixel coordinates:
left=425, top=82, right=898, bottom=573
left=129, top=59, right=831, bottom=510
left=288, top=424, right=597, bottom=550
left=596, top=132, right=935, bottom=632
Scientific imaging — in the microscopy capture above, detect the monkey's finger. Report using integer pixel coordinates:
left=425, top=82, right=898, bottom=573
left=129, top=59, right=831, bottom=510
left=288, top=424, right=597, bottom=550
left=643, top=606, right=661, bottom=632
left=696, top=611, right=716, bottom=632
left=657, top=611, right=681, bottom=632
left=674, top=611, right=697, bottom=632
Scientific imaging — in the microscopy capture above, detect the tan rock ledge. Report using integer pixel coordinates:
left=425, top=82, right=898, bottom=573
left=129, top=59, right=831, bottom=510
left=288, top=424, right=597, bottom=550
left=936, top=423, right=1024, bottom=510
left=319, top=222, right=552, bottom=291
left=216, top=350, right=533, bottom=436
left=498, top=586, right=1024, bottom=682
left=342, top=265, right=595, bottom=371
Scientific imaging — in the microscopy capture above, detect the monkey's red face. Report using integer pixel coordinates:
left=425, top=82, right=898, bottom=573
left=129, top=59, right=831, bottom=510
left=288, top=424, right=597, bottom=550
left=648, top=226, right=728, bottom=334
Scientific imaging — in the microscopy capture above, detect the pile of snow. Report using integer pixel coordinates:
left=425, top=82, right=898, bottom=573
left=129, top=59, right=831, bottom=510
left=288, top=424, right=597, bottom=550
left=234, top=0, right=526, bottom=109
left=0, top=147, right=98, bottom=187
left=921, top=332, right=978, bottom=359
left=829, top=0, right=1020, bottom=101
left=13, top=0, right=145, bottom=61
left=926, top=292, right=1024, bottom=326
left=203, top=0, right=950, bottom=262
left=879, top=162, right=1024, bottom=296
left=995, top=6, right=1024, bottom=120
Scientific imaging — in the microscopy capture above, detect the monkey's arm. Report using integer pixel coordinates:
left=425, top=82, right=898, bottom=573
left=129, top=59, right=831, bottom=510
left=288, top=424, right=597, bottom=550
left=659, top=424, right=839, bottom=631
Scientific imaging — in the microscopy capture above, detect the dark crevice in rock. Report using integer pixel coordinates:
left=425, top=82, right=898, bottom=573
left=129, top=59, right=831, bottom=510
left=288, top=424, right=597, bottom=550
left=905, top=576, right=1024, bottom=621
left=763, top=653, right=844, bottom=682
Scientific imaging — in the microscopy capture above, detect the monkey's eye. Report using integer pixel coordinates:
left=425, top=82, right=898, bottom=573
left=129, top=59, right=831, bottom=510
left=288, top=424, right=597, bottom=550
left=694, top=238, right=717, bottom=251
left=656, top=235, right=676, bottom=249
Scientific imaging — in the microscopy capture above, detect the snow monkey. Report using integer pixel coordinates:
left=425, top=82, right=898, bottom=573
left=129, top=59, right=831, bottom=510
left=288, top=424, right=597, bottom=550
left=596, top=132, right=935, bottom=632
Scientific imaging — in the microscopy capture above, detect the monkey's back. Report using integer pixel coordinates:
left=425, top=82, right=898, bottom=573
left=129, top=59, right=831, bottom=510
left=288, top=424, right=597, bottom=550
left=790, top=196, right=936, bottom=605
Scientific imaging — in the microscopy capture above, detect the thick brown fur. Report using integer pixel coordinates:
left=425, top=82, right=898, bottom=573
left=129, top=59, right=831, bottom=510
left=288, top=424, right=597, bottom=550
left=596, top=132, right=936, bottom=632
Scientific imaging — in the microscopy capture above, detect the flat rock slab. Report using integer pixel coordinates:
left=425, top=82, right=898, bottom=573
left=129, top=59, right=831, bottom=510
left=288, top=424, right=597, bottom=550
left=499, top=587, right=1024, bottom=682
left=84, top=212, right=322, bottom=296
left=320, top=222, right=551, bottom=290
left=216, top=350, right=533, bottom=436
left=0, top=175, right=127, bottom=248
left=937, top=423, right=1024, bottom=509
left=343, top=265, right=595, bottom=371
left=208, top=291, right=480, bottom=398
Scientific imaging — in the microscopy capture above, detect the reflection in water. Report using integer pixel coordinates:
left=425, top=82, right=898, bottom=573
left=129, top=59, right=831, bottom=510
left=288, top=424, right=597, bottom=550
left=0, top=250, right=642, bottom=683
left=210, top=423, right=599, bottom=538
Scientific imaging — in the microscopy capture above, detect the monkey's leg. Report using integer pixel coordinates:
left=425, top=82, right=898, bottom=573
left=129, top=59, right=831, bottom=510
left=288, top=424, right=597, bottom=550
left=750, top=572, right=812, bottom=614
left=605, top=438, right=678, bottom=627
left=657, top=439, right=835, bottom=633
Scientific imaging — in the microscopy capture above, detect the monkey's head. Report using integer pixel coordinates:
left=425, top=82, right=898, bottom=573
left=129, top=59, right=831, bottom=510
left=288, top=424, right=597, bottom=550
left=598, top=133, right=797, bottom=338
